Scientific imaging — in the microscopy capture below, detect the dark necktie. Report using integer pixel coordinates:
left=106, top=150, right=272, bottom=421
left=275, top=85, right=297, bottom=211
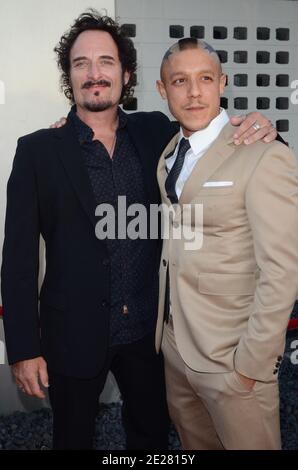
left=163, top=138, right=190, bottom=324
left=165, top=137, right=191, bottom=204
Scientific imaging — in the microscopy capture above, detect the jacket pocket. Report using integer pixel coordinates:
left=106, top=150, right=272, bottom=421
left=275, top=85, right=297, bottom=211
left=198, top=273, right=256, bottom=296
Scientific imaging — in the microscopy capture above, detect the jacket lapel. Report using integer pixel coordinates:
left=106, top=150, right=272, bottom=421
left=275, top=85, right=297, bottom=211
left=126, top=114, right=179, bottom=204
left=126, top=116, right=159, bottom=203
left=54, top=119, right=97, bottom=228
left=157, top=133, right=180, bottom=205
left=179, top=123, right=236, bottom=207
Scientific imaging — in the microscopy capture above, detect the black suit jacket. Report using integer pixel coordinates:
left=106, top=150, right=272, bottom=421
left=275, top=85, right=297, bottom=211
left=1, top=111, right=178, bottom=378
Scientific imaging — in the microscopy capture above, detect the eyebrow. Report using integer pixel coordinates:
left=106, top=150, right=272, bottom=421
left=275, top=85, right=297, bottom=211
left=99, top=55, right=116, bottom=61
left=169, top=70, right=215, bottom=79
left=72, top=55, right=116, bottom=64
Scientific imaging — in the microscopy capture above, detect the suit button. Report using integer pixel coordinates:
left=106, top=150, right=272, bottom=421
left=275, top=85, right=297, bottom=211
left=273, top=369, right=278, bottom=375
left=275, top=362, right=280, bottom=368
left=122, top=305, right=129, bottom=315
left=102, top=258, right=110, bottom=267
left=277, top=355, right=283, bottom=362
left=102, top=300, right=109, bottom=308
left=162, top=259, right=167, bottom=267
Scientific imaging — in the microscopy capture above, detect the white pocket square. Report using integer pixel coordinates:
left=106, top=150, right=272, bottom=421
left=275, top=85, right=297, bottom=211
left=203, top=181, right=234, bottom=188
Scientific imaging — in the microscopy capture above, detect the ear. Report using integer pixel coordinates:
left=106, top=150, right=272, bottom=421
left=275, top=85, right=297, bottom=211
left=219, top=73, right=226, bottom=96
left=156, top=80, right=167, bottom=100
left=124, top=70, right=130, bottom=86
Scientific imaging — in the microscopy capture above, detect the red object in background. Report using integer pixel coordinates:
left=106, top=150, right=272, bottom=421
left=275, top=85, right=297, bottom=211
left=288, top=318, right=298, bottom=330
left=0, top=306, right=3, bottom=317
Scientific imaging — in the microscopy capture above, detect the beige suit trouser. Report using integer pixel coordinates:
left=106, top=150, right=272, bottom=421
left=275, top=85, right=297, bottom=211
left=162, top=317, right=281, bottom=450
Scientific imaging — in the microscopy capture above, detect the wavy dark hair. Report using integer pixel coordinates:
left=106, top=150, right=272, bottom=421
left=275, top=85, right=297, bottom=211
left=54, top=10, right=137, bottom=104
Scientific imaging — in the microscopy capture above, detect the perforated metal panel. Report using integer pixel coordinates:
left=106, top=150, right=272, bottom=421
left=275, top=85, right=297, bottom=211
left=116, top=0, right=298, bottom=154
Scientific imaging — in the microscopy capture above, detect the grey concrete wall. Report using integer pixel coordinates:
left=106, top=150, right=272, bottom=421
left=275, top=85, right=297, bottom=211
left=116, top=0, right=298, bottom=155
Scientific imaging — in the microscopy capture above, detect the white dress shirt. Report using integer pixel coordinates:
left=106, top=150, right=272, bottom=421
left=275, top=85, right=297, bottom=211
left=165, top=108, right=230, bottom=199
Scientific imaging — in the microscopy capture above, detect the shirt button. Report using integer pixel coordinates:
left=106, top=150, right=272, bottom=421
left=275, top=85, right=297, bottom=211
left=122, top=305, right=129, bottom=315
left=102, top=258, right=110, bottom=267
left=173, top=221, right=180, bottom=229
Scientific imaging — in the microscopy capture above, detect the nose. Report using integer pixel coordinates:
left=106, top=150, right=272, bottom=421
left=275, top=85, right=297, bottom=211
left=188, top=78, right=201, bottom=98
left=87, top=61, right=102, bottom=81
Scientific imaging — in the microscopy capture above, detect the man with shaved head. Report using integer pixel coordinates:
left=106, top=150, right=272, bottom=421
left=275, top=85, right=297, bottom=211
left=155, top=38, right=298, bottom=450
left=158, top=38, right=226, bottom=134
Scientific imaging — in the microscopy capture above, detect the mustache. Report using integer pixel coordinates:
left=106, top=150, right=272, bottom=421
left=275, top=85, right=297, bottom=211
left=185, top=103, right=207, bottom=108
left=82, top=79, right=111, bottom=89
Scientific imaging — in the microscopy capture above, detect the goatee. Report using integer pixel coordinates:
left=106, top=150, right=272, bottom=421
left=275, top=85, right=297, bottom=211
left=83, top=100, right=113, bottom=112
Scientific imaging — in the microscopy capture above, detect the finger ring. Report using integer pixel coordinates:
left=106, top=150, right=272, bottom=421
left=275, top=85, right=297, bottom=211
left=252, top=121, right=261, bottom=131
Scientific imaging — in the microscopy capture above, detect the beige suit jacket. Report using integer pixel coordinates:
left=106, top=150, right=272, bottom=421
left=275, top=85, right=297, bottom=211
left=156, top=123, right=298, bottom=382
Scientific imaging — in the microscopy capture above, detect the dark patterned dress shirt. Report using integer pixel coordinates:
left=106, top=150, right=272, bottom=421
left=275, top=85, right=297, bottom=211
left=70, top=106, right=159, bottom=346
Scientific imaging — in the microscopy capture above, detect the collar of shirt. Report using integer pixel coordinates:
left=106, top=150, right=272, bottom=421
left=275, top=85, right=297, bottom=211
left=165, top=108, right=230, bottom=171
left=69, top=105, right=128, bottom=145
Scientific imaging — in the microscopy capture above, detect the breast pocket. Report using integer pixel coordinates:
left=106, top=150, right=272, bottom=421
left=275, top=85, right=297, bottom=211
left=199, top=186, right=234, bottom=197
left=194, top=185, right=242, bottom=232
